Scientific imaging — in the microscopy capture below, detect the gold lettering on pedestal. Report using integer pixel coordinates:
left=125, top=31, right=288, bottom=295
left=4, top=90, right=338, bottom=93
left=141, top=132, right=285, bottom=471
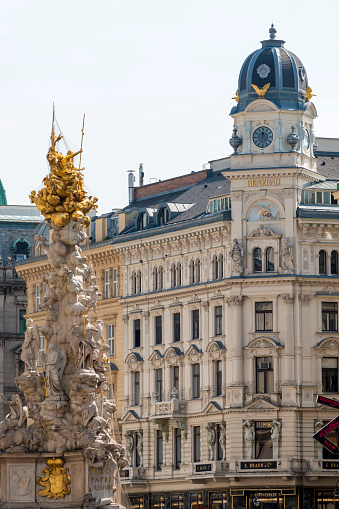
left=247, top=178, right=280, bottom=187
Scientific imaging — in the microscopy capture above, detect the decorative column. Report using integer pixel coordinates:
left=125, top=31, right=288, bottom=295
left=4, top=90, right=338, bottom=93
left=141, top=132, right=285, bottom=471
left=226, top=296, right=244, bottom=407
left=281, top=293, right=297, bottom=406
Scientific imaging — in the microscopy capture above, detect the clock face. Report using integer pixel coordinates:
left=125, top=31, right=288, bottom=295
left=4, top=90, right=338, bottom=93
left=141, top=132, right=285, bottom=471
left=303, top=128, right=310, bottom=150
left=253, top=126, right=273, bottom=148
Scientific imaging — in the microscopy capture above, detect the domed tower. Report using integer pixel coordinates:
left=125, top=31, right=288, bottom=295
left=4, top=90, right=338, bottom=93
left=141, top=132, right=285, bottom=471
left=229, top=25, right=317, bottom=173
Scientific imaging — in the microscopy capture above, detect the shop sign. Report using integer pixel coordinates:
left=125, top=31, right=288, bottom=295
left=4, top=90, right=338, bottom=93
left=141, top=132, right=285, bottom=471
left=313, top=397, right=339, bottom=454
left=196, top=464, right=212, bottom=472
left=240, top=461, right=277, bottom=469
left=323, top=461, right=339, bottom=469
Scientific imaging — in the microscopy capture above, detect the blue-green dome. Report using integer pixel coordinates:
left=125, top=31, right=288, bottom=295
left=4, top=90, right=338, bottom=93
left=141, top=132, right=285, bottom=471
left=0, top=179, right=7, bottom=205
left=231, top=25, right=309, bottom=114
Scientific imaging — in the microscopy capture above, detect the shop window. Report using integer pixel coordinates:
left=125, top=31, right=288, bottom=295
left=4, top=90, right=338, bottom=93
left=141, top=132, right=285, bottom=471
left=266, top=247, right=274, bottom=272
left=322, top=302, right=338, bottom=331
left=322, top=357, right=338, bottom=393
left=155, top=316, right=162, bottom=345
left=156, top=430, right=163, bottom=470
left=331, top=251, right=339, bottom=275
left=319, top=250, right=327, bottom=275
left=134, top=319, right=141, bottom=348
left=107, top=324, right=114, bottom=355
left=174, top=427, right=182, bottom=469
left=192, top=364, right=200, bottom=399
left=215, top=360, right=222, bottom=396
left=171, top=494, right=184, bottom=509
left=209, top=491, right=227, bottom=509
left=193, top=426, right=201, bottom=462
left=190, top=493, right=203, bottom=509
left=215, top=306, right=222, bottom=336
left=19, top=309, right=26, bottom=334
left=316, top=490, right=339, bottom=509
left=134, top=371, right=140, bottom=405
left=192, top=309, right=199, bottom=339
left=105, top=269, right=110, bottom=299
left=255, top=421, right=273, bottom=459
left=155, top=368, right=163, bottom=401
left=173, top=313, right=181, bottom=342
left=253, top=248, right=262, bottom=272
left=130, top=496, right=144, bottom=509
left=256, top=357, right=273, bottom=394
left=255, top=302, right=273, bottom=331
left=248, top=490, right=283, bottom=509
left=152, top=495, right=166, bottom=509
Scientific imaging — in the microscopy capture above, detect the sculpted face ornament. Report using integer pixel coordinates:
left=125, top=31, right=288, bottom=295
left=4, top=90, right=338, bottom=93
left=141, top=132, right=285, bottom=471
left=37, top=457, right=71, bottom=499
left=257, top=64, right=271, bottom=79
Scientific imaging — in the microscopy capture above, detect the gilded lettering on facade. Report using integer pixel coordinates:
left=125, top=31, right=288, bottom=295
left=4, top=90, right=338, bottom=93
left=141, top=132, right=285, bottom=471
left=247, top=178, right=280, bottom=187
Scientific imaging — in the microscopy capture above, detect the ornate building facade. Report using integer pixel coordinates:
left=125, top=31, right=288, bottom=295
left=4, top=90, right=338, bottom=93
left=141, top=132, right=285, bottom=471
left=114, top=26, right=339, bottom=509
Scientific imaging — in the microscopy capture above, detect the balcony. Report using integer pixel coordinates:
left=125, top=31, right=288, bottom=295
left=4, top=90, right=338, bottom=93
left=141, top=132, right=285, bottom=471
left=154, top=399, right=187, bottom=417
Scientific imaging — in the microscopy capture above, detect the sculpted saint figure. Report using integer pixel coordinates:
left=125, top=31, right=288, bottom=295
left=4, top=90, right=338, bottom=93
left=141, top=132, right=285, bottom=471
left=41, top=343, right=67, bottom=398
left=281, top=237, right=294, bottom=272
left=21, top=318, right=40, bottom=372
left=230, top=238, right=243, bottom=274
left=0, top=394, right=27, bottom=434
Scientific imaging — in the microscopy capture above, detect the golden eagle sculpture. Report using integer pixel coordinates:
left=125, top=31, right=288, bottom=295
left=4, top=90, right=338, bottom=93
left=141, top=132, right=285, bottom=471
left=232, top=89, right=239, bottom=103
left=251, top=83, right=271, bottom=98
left=305, top=86, right=316, bottom=102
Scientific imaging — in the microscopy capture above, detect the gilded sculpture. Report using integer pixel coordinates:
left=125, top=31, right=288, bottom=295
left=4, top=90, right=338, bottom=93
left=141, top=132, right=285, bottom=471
left=305, top=85, right=316, bottom=102
left=37, top=457, right=71, bottom=499
left=251, top=82, right=271, bottom=98
left=232, top=89, right=239, bottom=103
left=29, top=108, right=98, bottom=228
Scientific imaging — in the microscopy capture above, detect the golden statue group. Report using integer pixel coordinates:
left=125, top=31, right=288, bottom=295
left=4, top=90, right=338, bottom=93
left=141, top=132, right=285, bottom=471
left=0, top=111, right=127, bottom=508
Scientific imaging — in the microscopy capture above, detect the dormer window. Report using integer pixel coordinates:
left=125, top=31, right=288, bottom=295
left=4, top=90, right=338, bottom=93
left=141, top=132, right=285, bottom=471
left=158, top=207, right=169, bottom=226
left=206, top=195, right=231, bottom=214
left=302, top=189, right=337, bottom=205
left=137, top=212, right=147, bottom=230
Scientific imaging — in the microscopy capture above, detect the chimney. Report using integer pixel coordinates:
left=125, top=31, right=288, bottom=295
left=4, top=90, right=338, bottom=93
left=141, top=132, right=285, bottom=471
left=139, top=163, right=144, bottom=187
left=128, top=170, right=135, bottom=203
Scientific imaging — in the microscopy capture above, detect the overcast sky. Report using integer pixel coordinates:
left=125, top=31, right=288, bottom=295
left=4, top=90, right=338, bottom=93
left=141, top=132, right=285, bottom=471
left=1, top=0, right=338, bottom=214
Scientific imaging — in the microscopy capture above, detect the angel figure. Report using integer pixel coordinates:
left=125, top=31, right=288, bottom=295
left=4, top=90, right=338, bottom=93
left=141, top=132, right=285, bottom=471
left=21, top=318, right=40, bottom=372
left=41, top=343, right=66, bottom=398
left=0, top=394, right=27, bottom=434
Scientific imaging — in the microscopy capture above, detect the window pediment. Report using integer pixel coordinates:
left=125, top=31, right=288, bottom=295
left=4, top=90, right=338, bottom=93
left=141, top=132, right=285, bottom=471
left=246, top=337, right=280, bottom=349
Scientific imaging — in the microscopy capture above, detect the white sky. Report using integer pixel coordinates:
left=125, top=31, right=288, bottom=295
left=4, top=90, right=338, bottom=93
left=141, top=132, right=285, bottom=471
left=1, top=0, right=338, bottom=214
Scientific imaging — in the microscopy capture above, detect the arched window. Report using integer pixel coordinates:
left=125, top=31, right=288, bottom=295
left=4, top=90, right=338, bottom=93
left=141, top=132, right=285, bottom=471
left=218, top=254, right=224, bottom=279
left=158, top=266, right=164, bottom=290
left=195, top=259, right=201, bottom=283
left=158, top=207, right=169, bottom=226
left=177, top=262, right=182, bottom=287
left=266, top=247, right=274, bottom=272
left=131, top=271, right=137, bottom=295
left=319, top=250, right=327, bottom=275
left=171, top=263, right=177, bottom=287
left=137, top=270, right=142, bottom=294
left=137, top=212, right=147, bottom=231
left=253, top=248, right=262, bottom=272
left=13, top=238, right=30, bottom=260
left=212, top=255, right=218, bottom=280
left=153, top=267, right=158, bottom=291
left=331, top=250, right=339, bottom=275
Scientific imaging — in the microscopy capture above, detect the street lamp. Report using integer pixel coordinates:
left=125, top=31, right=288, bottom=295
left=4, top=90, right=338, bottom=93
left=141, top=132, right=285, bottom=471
left=253, top=486, right=273, bottom=508
left=333, top=480, right=339, bottom=498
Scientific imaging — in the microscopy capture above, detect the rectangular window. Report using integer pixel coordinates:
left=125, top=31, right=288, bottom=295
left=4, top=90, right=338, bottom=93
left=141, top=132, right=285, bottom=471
left=155, top=368, right=163, bottom=402
left=322, top=357, right=338, bottom=393
left=134, top=319, right=141, bottom=348
left=192, top=363, right=200, bottom=399
left=209, top=492, right=227, bottom=509
left=36, top=284, right=40, bottom=312
left=255, top=421, right=273, bottom=459
left=215, top=306, right=222, bottom=336
left=107, top=324, right=114, bottom=356
left=155, top=316, right=163, bottom=345
left=156, top=430, right=163, bottom=470
left=193, top=426, right=201, bottom=462
left=192, top=309, right=199, bottom=339
left=255, top=302, right=273, bottom=331
left=174, top=427, right=182, bottom=469
left=171, top=494, right=184, bottom=509
left=19, top=309, right=26, bottom=334
left=215, top=360, right=222, bottom=396
left=105, top=269, right=110, bottom=299
left=130, top=497, right=144, bottom=509
left=173, top=366, right=179, bottom=393
left=134, top=371, right=140, bottom=405
left=151, top=495, right=165, bottom=509
left=256, top=357, right=274, bottom=394
left=38, top=336, right=44, bottom=367
left=173, top=313, right=181, bottom=342
left=322, top=302, right=338, bottom=331
left=113, top=268, right=118, bottom=297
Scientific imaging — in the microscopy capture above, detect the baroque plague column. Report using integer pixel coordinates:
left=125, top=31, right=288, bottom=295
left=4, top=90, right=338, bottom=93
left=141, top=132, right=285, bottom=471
left=0, top=114, right=128, bottom=508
